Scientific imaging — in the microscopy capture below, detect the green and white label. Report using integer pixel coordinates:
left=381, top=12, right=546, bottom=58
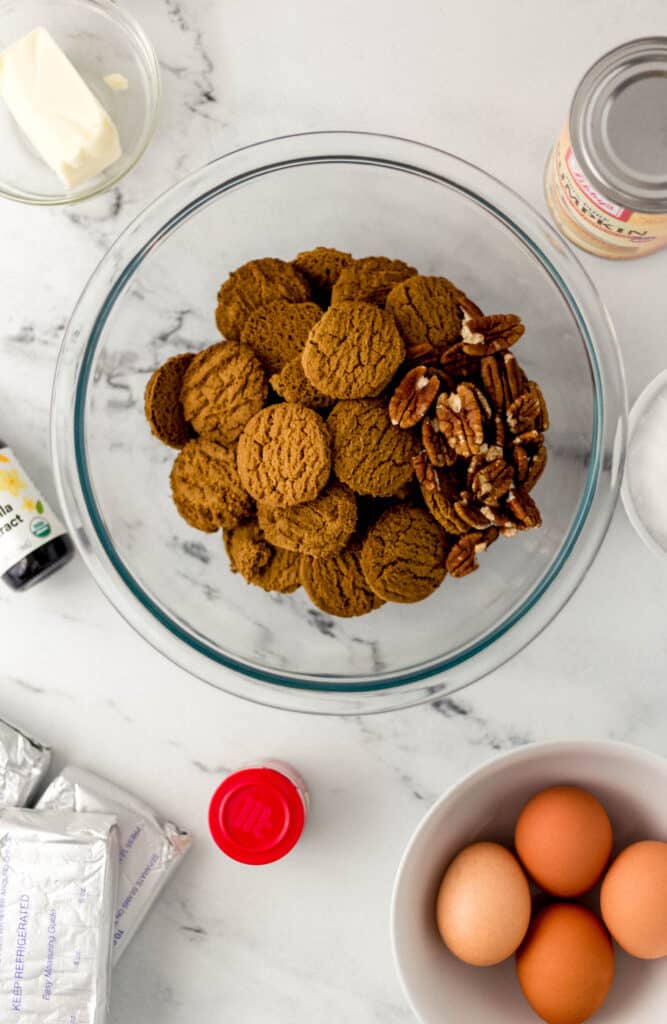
left=0, top=448, right=66, bottom=574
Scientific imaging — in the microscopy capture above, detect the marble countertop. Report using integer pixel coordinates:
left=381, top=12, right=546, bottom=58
left=1, top=1, right=667, bottom=1020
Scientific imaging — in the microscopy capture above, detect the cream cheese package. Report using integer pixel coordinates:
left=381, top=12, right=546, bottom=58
left=0, top=807, right=118, bottom=1023
left=38, top=766, right=192, bottom=962
left=0, top=717, right=51, bottom=807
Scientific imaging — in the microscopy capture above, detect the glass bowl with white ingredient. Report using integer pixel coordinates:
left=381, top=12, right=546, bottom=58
left=622, top=369, right=667, bottom=557
left=0, top=0, right=160, bottom=205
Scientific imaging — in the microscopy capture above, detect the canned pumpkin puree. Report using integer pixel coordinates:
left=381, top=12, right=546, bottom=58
left=545, top=38, right=667, bottom=259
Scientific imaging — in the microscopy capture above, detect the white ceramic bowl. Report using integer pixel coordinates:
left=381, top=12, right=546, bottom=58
left=391, top=741, right=667, bottom=1024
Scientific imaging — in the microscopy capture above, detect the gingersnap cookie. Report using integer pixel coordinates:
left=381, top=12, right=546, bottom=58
left=144, top=353, right=194, bottom=448
left=171, top=438, right=253, bottom=532
left=360, top=505, right=448, bottom=603
left=215, top=258, right=310, bottom=340
left=301, top=302, right=405, bottom=399
left=327, top=398, right=418, bottom=497
left=224, top=521, right=301, bottom=593
left=420, top=481, right=469, bottom=536
left=180, top=341, right=267, bottom=446
left=237, top=404, right=331, bottom=508
left=258, top=481, right=356, bottom=557
left=330, top=256, right=417, bottom=307
left=240, top=300, right=322, bottom=375
left=386, top=275, right=462, bottom=359
left=224, top=521, right=271, bottom=578
left=301, top=541, right=383, bottom=618
left=292, top=247, right=353, bottom=304
left=269, top=357, right=333, bottom=409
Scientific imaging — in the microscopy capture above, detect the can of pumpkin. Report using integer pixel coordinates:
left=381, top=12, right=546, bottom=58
left=544, top=37, right=667, bottom=259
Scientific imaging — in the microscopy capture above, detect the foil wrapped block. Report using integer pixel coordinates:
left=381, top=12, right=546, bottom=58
left=0, top=718, right=51, bottom=808
left=0, top=807, right=118, bottom=1024
left=38, top=766, right=191, bottom=962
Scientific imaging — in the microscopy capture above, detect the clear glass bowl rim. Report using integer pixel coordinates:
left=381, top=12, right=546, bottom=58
left=52, top=131, right=627, bottom=713
left=0, top=0, right=162, bottom=205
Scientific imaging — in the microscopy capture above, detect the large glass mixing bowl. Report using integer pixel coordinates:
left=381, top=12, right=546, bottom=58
left=52, top=133, right=627, bottom=714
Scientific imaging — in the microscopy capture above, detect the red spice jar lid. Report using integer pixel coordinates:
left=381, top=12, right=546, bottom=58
left=208, top=765, right=307, bottom=865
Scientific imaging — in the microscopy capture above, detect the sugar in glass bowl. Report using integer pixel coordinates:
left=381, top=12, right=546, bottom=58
left=52, top=132, right=627, bottom=713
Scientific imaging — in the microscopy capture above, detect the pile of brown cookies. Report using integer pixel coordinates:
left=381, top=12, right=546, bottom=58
left=144, top=249, right=548, bottom=618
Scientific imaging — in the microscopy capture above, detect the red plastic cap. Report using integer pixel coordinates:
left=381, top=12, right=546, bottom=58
left=208, top=767, right=306, bottom=865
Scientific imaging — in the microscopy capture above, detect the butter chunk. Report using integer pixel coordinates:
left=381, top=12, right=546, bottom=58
left=0, top=26, right=122, bottom=189
left=104, top=72, right=129, bottom=92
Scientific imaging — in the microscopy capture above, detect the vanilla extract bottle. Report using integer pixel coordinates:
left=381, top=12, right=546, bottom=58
left=0, top=440, right=73, bottom=590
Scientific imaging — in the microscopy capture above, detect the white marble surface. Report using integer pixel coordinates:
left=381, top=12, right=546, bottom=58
left=1, top=1, right=667, bottom=1020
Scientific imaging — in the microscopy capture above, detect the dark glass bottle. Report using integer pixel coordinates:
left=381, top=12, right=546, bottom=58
left=0, top=440, right=73, bottom=591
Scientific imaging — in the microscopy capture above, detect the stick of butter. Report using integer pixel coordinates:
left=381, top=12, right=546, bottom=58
left=0, top=27, right=122, bottom=189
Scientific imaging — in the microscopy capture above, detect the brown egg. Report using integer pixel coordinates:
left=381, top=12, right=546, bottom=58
left=436, top=841, right=531, bottom=967
left=516, top=904, right=615, bottom=1024
left=601, top=840, right=667, bottom=959
left=515, top=786, right=613, bottom=897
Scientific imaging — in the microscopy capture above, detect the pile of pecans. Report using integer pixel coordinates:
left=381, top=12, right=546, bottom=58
left=388, top=300, right=548, bottom=578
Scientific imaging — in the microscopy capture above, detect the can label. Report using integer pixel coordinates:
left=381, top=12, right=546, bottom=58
left=545, top=120, right=667, bottom=259
left=0, top=449, right=66, bottom=574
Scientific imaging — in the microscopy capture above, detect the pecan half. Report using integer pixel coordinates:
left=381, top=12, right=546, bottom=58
left=466, top=453, right=486, bottom=489
left=480, top=356, right=505, bottom=410
left=446, top=530, right=497, bottom=578
left=530, top=381, right=550, bottom=431
left=492, top=412, right=507, bottom=448
left=421, top=473, right=470, bottom=534
left=436, top=384, right=485, bottom=457
left=404, top=340, right=439, bottom=365
left=412, top=450, right=439, bottom=492
left=503, top=353, right=526, bottom=403
left=439, top=342, right=478, bottom=380
left=513, top=444, right=530, bottom=485
left=506, top=385, right=541, bottom=435
left=481, top=352, right=527, bottom=410
left=461, top=313, right=525, bottom=357
left=426, top=366, right=456, bottom=393
left=422, top=416, right=456, bottom=468
left=389, top=366, right=440, bottom=428
left=507, top=487, right=542, bottom=529
left=469, top=383, right=492, bottom=420
left=458, top=293, right=484, bottom=320
left=514, top=435, right=547, bottom=487
left=512, top=430, right=543, bottom=448
left=471, top=458, right=514, bottom=506
left=454, top=496, right=494, bottom=531
left=480, top=505, right=518, bottom=532
left=466, top=445, right=504, bottom=488
left=525, top=446, right=547, bottom=491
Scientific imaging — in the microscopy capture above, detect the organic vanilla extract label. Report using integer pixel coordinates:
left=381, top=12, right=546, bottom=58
left=0, top=449, right=67, bottom=574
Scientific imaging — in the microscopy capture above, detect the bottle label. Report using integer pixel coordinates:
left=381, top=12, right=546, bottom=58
left=545, top=120, right=667, bottom=259
left=0, top=449, right=67, bottom=575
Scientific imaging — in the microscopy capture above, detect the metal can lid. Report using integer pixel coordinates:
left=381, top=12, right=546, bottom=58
left=570, top=37, right=667, bottom=213
left=208, top=767, right=306, bottom=865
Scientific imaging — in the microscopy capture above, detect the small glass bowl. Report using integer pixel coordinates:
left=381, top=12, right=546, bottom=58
left=0, top=0, right=160, bottom=205
left=622, top=369, right=667, bottom=558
